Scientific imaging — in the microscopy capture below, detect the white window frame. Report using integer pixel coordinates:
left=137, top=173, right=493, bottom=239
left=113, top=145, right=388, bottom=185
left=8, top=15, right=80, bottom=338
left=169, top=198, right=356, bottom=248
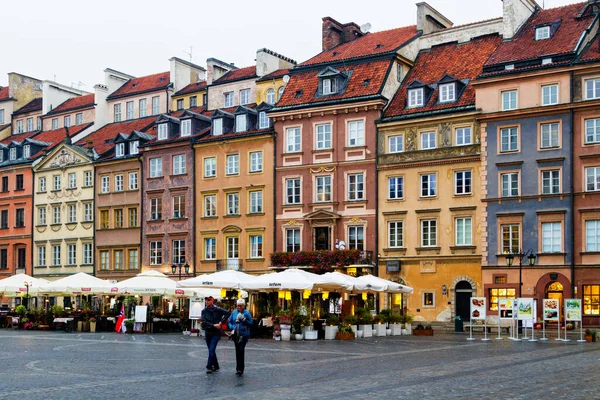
left=315, top=175, right=332, bottom=202
left=585, top=220, right=600, bottom=252
left=502, top=90, right=517, bottom=111
left=149, top=158, right=163, bottom=178
left=388, top=135, right=403, bottom=153
left=250, top=151, right=262, bottom=172
left=205, top=238, right=216, bottom=260
left=541, top=122, right=559, bottom=148
left=75, top=113, right=83, bottom=125
left=421, top=131, right=436, bottom=150
left=266, top=89, right=275, bottom=104
left=84, top=203, right=93, bottom=222
left=348, top=120, right=364, bottom=147
left=150, top=198, right=162, bottom=220
left=500, top=127, right=519, bottom=152
left=173, top=154, right=186, bottom=175
left=204, top=157, right=216, bottom=177
left=286, top=127, right=301, bottom=153
left=227, top=236, right=239, bottom=259
left=39, top=177, right=46, bottom=192
left=502, top=224, right=520, bottom=254
left=259, top=111, right=270, bottom=129
left=224, top=92, right=234, bottom=107
left=69, top=172, right=77, bottom=189
left=9, top=148, right=16, bottom=160
left=116, top=143, right=125, bottom=157
left=286, top=178, right=301, bottom=204
left=157, top=123, right=168, bottom=140
left=542, top=222, right=562, bottom=253
left=53, top=175, right=61, bottom=191
left=83, top=243, right=92, bottom=265
left=52, top=245, right=61, bottom=266
left=585, top=166, right=600, bottom=192
left=172, top=194, right=186, bottom=218
left=420, top=173, right=437, bottom=197
left=38, top=207, right=46, bottom=225
left=150, top=241, right=162, bottom=265
left=235, top=114, right=247, bottom=133
left=205, top=195, right=217, bottom=217
left=541, top=170, right=560, bottom=194
left=114, top=103, right=122, bottom=122
left=585, top=118, right=600, bottom=144
left=101, top=176, right=110, bottom=193
left=67, top=244, right=76, bottom=265
left=456, top=127, right=472, bottom=145
left=139, top=98, right=147, bottom=117
left=128, top=172, right=138, bottom=190
left=250, top=191, right=263, bottom=214
left=541, top=84, right=558, bottom=106
left=115, top=174, right=124, bottom=192
left=316, top=123, right=331, bottom=150
left=501, top=172, right=520, bottom=197
left=439, top=83, right=455, bottom=102
left=181, top=119, right=191, bottom=137
left=51, top=118, right=58, bottom=130
left=37, top=246, right=46, bottom=267
left=421, top=219, right=437, bottom=247
left=226, top=154, right=239, bottom=175
left=347, top=173, right=364, bottom=201
left=240, top=89, right=250, bottom=105
left=250, top=235, right=263, bottom=258
left=213, top=118, right=223, bottom=136
left=84, top=171, right=92, bottom=187
left=388, top=221, right=403, bottom=248
left=227, top=193, right=239, bottom=215
left=455, top=170, right=472, bottom=195
left=585, top=78, right=600, bottom=100
left=286, top=228, right=301, bottom=252
left=126, top=101, right=134, bottom=119
left=68, top=204, right=77, bottom=223
left=26, top=118, right=34, bottom=131
left=388, top=176, right=403, bottom=199
left=408, top=88, right=424, bottom=108
left=322, top=78, right=336, bottom=95
left=455, top=217, right=472, bottom=246
left=348, top=226, right=364, bottom=250
left=535, top=26, right=550, bottom=40
left=152, top=96, right=160, bottom=115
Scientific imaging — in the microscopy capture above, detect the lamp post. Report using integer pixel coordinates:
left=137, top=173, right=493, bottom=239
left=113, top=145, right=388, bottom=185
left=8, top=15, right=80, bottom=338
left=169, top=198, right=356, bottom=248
left=505, top=249, right=536, bottom=297
left=23, top=281, right=32, bottom=311
left=171, top=261, right=190, bottom=281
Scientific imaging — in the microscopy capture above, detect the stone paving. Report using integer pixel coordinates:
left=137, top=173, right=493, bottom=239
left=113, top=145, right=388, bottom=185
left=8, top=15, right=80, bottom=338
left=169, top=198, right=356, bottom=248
left=0, top=330, right=598, bottom=399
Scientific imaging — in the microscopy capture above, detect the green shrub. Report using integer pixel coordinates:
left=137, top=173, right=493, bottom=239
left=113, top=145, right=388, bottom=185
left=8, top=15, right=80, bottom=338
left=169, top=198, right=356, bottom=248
left=344, top=315, right=358, bottom=325
left=325, top=315, right=340, bottom=326
left=15, top=305, right=27, bottom=316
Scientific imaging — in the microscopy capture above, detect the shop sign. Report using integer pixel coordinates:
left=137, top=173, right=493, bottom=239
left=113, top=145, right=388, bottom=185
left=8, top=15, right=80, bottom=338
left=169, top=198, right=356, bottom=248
left=386, top=260, right=400, bottom=272
left=347, top=268, right=357, bottom=277
left=470, top=297, right=486, bottom=320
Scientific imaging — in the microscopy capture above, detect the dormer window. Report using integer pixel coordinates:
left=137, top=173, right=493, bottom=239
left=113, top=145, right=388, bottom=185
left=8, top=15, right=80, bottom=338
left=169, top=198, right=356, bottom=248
left=157, top=123, right=168, bottom=140
left=535, top=26, right=550, bottom=40
left=181, top=119, right=191, bottom=137
left=235, top=114, right=247, bottom=133
left=322, top=78, right=337, bottom=95
left=9, top=148, right=16, bottom=161
left=130, top=141, right=139, bottom=155
left=213, top=118, right=223, bottom=136
left=259, top=111, right=270, bottom=129
left=116, top=143, right=125, bottom=157
left=266, top=89, right=275, bottom=105
left=23, top=145, right=30, bottom=159
left=439, top=83, right=455, bottom=103
left=0, top=150, right=3, bottom=162
left=408, top=88, right=424, bottom=108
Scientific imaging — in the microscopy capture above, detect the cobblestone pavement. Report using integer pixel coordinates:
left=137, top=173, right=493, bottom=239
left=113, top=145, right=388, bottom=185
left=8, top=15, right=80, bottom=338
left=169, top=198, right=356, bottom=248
left=0, top=330, right=598, bottom=399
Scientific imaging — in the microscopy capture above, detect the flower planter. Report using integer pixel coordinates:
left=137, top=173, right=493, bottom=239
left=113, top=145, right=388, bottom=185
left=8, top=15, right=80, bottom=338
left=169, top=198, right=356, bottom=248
left=89, top=321, right=96, bottom=333
left=413, top=329, right=434, bottom=336
left=77, top=321, right=83, bottom=332
left=304, top=330, right=318, bottom=340
left=357, top=330, right=363, bottom=338
left=325, top=326, right=339, bottom=340
left=386, top=328, right=392, bottom=336
left=390, top=323, right=402, bottom=336
left=374, top=324, right=386, bottom=337
left=351, top=325, right=358, bottom=337
left=294, top=333, right=304, bottom=341
left=83, top=321, right=90, bottom=332
left=360, top=324, right=373, bottom=338
left=585, top=335, right=593, bottom=342
left=281, top=328, right=291, bottom=341
left=404, top=323, right=412, bottom=334
left=336, top=332, right=355, bottom=340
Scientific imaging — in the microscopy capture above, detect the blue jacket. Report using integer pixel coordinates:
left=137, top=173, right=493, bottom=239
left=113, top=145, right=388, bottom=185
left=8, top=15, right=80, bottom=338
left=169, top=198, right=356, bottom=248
left=228, top=309, right=253, bottom=337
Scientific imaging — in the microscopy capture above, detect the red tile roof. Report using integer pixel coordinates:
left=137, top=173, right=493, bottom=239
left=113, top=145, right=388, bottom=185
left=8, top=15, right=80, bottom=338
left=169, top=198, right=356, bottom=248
left=107, top=72, right=171, bottom=100
left=13, top=98, right=42, bottom=115
left=578, top=33, right=600, bottom=62
left=27, top=123, right=93, bottom=160
left=275, top=60, right=392, bottom=109
left=0, top=86, right=9, bottom=101
left=173, top=81, right=207, bottom=96
left=47, top=94, right=95, bottom=115
left=75, top=117, right=155, bottom=156
left=212, top=66, right=257, bottom=85
left=257, top=68, right=291, bottom=82
left=485, top=2, right=592, bottom=68
left=0, top=130, right=39, bottom=145
left=300, top=25, right=419, bottom=66
left=384, top=34, right=503, bottom=119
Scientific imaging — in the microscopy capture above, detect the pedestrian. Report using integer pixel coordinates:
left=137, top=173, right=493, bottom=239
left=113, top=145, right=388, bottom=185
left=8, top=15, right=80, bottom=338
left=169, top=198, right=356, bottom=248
left=228, top=298, right=253, bottom=376
left=200, top=296, right=230, bottom=374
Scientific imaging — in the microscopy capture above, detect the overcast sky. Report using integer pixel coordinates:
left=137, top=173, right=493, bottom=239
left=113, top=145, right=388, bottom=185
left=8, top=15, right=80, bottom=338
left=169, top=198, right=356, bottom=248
left=0, top=0, right=583, bottom=91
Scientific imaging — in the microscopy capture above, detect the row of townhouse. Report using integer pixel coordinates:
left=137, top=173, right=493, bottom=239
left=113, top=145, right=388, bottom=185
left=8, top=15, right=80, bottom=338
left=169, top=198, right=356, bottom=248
left=1, top=0, right=600, bottom=324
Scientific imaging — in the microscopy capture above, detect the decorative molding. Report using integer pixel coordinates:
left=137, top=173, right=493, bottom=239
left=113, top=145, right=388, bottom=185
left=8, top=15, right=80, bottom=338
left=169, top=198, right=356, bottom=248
left=49, top=148, right=84, bottom=169
left=310, top=166, right=336, bottom=174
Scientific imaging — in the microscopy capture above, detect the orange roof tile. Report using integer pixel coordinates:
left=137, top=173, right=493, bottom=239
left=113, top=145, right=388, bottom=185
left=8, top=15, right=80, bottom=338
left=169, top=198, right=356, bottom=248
left=385, top=34, right=502, bottom=119
left=578, top=32, right=600, bottom=62
left=76, top=117, right=155, bottom=156
left=47, top=94, right=95, bottom=115
left=212, top=66, right=257, bottom=85
left=107, top=72, right=171, bottom=100
left=0, top=130, right=39, bottom=145
left=301, top=25, right=419, bottom=66
left=0, top=86, right=9, bottom=101
left=174, top=81, right=207, bottom=96
left=27, top=123, right=93, bottom=160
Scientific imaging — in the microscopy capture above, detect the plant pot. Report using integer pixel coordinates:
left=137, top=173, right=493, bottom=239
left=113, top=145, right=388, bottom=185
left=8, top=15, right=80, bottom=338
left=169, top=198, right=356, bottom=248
left=360, top=324, right=373, bottom=338
left=386, top=328, right=392, bottom=336
left=404, top=323, right=412, bottom=334
left=294, top=334, right=304, bottom=341
left=390, top=323, right=402, bottom=336
left=585, top=335, right=592, bottom=342
left=281, top=329, right=291, bottom=341
left=351, top=325, right=358, bottom=337
left=77, top=321, right=83, bottom=332
left=357, top=330, right=363, bottom=338
left=89, top=321, right=96, bottom=333
left=304, top=330, right=318, bottom=340
left=413, top=329, right=434, bottom=336
left=83, top=321, right=90, bottom=332
left=336, top=332, right=355, bottom=340
left=374, top=324, right=386, bottom=337
left=325, top=326, right=339, bottom=340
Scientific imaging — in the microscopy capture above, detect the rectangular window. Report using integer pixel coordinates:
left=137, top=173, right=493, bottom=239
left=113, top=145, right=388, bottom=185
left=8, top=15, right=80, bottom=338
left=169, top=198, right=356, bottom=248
left=535, top=26, right=550, bottom=40
left=205, top=238, right=216, bottom=260
left=39, top=177, right=46, bottom=192
left=9, top=148, right=16, bottom=161
left=139, top=98, right=147, bottom=117
left=172, top=240, right=186, bottom=264
left=250, top=151, right=262, bottom=172
left=421, top=219, right=437, bottom=247
left=114, top=250, right=123, bottom=270
left=67, top=173, right=76, bottom=189
left=348, top=120, right=365, bottom=147
left=421, top=173, right=436, bottom=197
left=0, top=249, right=6, bottom=269
left=152, top=96, right=160, bottom=115
left=190, top=96, right=197, bottom=108
left=224, top=92, right=234, bottom=107
left=52, top=118, right=58, bottom=129
left=585, top=78, right=600, bottom=100
left=347, top=173, right=364, bottom=201
left=213, top=118, right=223, bottom=136
left=456, top=127, right=472, bottom=146
left=585, top=118, right=600, bottom=144
left=100, top=210, right=109, bottom=229
left=455, top=170, right=472, bottom=195
left=541, top=170, right=560, bottom=194
left=38, top=207, right=46, bottom=225
left=116, top=143, right=125, bottom=157
left=585, top=167, right=600, bottom=192
left=540, top=122, right=559, bottom=148
left=501, top=224, right=520, bottom=253
left=227, top=236, right=239, bottom=259
left=286, top=127, right=301, bottom=153
left=52, top=245, right=61, bottom=266
left=502, top=90, right=517, bottom=111
left=150, top=198, right=162, bottom=220
left=423, top=292, right=434, bottom=307
left=388, top=135, right=403, bottom=153
left=542, top=222, right=561, bottom=253
left=348, top=226, right=364, bottom=251
left=1, top=177, right=7, bottom=192
left=259, top=111, right=270, bottom=129
left=227, top=193, right=239, bottom=215
left=388, top=176, right=403, bottom=199
left=240, top=89, right=250, bottom=105
left=250, top=235, right=263, bottom=258
left=128, top=249, right=138, bottom=270
left=226, top=154, right=239, bottom=175
left=61, top=116, right=69, bottom=129
left=489, top=288, right=516, bottom=311
left=388, top=221, right=403, bottom=248
left=101, top=176, right=110, bottom=193
left=439, top=83, right=455, bottom=102
left=128, top=208, right=138, bottom=227
left=115, top=174, right=123, bottom=192
left=15, top=208, right=24, bottom=228
left=286, top=228, right=300, bottom=252
left=316, top=124, right=331, bottom=149
left=23, top=145, right=30, bottom=159
left=204, top=157, right=216, bottom=177
left=583, top=285, right=600, bottom=315
left=67, top=244, right=76, bottom=265
left=586, top=220, right=600, bottom=252
left=84, top=171, right=92, bottom=187
left=16, top=174, right=24, bottom=190
left=0, top=210, right=7, bottom=229
left=456, top=217, right=472, bottom=246
left=128, top=172, right=138, bottom=190
left=501, top=173, right=519, bottom=197
left=84, top=203, right=93, bottom=222
left=316, top=176, right=332, bottom=202
left=53, top=206, right=61, bottom=225
left=408, top=88, right=424, bottom=107
left=157, top=123, right=168, bottom=140
left=500, top=127, right=519, bottom=152
left=176, top=99, right=184, bottom=110
left=68, top=204, right=76, bottom=223
left=53, top=175, right=61, bottom=191
left=114, top=209, right=123, bottom=228
left=100, top=251, right=109, bottom=270
left=286, top=178, right=301, bottom=204
left=421, top=132, right=436, bottom=149
left=205, top=195, right=216, bottom=217
left=173, top=154, right=186, bottom=175
left=126, top=101, right=134, bottom=119
left=150, top=242, right=162, bottom=265
left=150, top=158, right=163, bottom=178
left=181, top=119, right=191, bottom=137
left=322, top=78, right=336, bottom=95
left=114, top=103, right=122, bottom=122
left=130, top=141, right=139, bottom=155
left=76, top=113, right=83, bottom=125
left=541, top=84, right=558, bottom=106
left=235, top=114, right=247, bottom=133
left=250, top=191, right=263, bottom=213
left=38, top=246, right=46, bottom=267
left=173, top=195, right=186, bottom=218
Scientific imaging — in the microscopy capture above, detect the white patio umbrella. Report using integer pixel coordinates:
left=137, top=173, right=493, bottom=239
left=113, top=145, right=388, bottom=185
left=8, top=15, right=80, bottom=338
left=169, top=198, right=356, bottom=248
left=0, top=273, right=47, bottom=297
left=111, top=270, right=196, bottom=297
left=243, top=268, right=343, bottom=291
left=41, top=272, right=112, bottom=295
left=177, top=270, right=257, bottom=290
left=319, top=271, right=357, bottom=292
left=355, top=274, right=413, bottom=294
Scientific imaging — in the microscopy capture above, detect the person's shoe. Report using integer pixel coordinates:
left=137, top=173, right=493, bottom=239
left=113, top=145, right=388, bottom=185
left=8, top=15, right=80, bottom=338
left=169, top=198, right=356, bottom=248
left=212, top=366, right=219, bottom=372
left=236, top=371, right=243, bottom=376
left=206, top=369, right=213, bottom=374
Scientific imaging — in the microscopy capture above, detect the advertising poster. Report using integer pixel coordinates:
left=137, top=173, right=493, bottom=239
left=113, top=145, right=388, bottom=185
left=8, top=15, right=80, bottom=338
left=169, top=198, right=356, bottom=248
left=565, top=299, right=582, bottom=321
left=189, top=298, right=204, bottom=320
left=543, top=299, right=559, bottom=321
left=499, top=298, right=513, bottom=319
left=470, top=297, right=486, bottom=320
left=517, top=298, right=534, bottom=321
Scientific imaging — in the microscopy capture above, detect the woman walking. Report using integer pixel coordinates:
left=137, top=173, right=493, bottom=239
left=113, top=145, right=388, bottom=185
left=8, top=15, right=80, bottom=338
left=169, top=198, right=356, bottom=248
left=228, top=298, right=253, bottom=376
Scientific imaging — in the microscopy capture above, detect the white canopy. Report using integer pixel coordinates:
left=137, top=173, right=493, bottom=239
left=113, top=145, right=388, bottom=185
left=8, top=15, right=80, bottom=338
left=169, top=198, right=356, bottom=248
left=41, top=272, right=112, bottom=295
left=242, top=268, right=343, bottom=291
left=111, top=270, right=196, bottom=297
left=319, top=271, right=357, bottom=292
left=0, top=273, right=47, bottom=297
left=177, top=270, right=257, bottom=290
left=355, top=274, right=413, bottom=294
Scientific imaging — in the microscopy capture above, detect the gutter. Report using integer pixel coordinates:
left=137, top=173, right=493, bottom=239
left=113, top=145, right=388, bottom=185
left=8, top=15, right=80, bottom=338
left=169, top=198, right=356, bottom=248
left=139, top=153, right=144, bottom=276
left=273, top=130, right=277, bottom=258
left=569, top=71, right=575, bottom=298
left=190, top=138, right=196, bottom=277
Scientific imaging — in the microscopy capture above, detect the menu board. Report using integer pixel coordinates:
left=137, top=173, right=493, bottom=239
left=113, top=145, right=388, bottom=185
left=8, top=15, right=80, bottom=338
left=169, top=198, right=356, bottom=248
left=542, top=299, right=559, bottom=321
left=134, top=306, right=148, bottom=323
left=189, top=298, right=204, bottom=320
left=565, top=299, right=582, bottom=321
left=498, top=298, right=513, bottom=319
left=517, top=298, right=534, bottom=321
left=470, top=297, right=486, bottom=320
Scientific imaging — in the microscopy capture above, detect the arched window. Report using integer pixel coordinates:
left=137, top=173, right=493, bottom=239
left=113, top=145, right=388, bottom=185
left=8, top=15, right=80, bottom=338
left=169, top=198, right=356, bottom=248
left=266, top=89, right=275, bottom=104
left=278, top=86, right=285, bottom=100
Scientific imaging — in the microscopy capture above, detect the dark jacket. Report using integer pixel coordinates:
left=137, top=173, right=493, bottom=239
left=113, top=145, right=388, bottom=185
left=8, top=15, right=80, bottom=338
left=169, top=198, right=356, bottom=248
left=201, top=305, right=230, bottom=335
left=228, top=309, right=253, bottom=337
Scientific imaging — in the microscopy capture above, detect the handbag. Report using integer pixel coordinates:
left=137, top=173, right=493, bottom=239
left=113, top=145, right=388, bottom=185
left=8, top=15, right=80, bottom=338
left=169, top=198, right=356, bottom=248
left=220, top=321, right=229, bottom=331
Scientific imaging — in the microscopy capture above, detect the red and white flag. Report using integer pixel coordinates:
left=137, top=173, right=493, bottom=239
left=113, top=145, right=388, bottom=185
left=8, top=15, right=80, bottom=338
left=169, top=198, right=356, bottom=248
left=115, top=304, right=125, bottom=333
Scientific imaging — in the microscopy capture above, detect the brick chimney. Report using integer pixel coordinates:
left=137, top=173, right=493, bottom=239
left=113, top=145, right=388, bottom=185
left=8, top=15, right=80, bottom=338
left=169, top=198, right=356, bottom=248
left=322, top=17, right=363, bottom=52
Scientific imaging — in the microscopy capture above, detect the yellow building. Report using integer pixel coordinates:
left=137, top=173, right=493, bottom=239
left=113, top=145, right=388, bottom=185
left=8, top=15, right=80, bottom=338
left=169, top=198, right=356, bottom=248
left=255, top=69, right=290, bottom=106
left=171, top=81, right=207, bottom=111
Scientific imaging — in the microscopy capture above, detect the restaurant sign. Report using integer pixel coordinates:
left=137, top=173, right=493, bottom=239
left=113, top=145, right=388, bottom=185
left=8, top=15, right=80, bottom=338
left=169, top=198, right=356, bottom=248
left=542, top=299, right=559, bottom=321
left=565, top=299, right=582, bottom=321
left=470, top=297, right=486, bottom=320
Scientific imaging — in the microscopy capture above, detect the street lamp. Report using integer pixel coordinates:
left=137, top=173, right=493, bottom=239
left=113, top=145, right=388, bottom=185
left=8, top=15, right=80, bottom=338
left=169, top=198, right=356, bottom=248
left=23, top=281, right=32, bottom=311
left=505, top=249, right=536, bottom=297
left=171, top=261, right=190, bottom=280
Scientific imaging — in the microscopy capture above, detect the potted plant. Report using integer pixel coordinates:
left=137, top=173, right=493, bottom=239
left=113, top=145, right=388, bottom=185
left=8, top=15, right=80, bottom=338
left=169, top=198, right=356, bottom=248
left=373, top=315, right=386, bottom=337
left=325, top=315, right=340, bottom=340
left=336, top=324, right=355, bottom=340
left=413, top=323, right=434, bottom=336
left=89, top=317, right=97, bottom=333
left=51, top=305, right=64, bottom=318
left=389, top=314, right=403, bottom=336
left=344, top=315, right=359, bottom=338
left=124, top=319, right=135, bottom=333
left=292, top=315, right=304, bottom=341
left=357, top=308, right=373, bottom=338
left=190, top=328, right=200, bottom=337
left=585, top=329, right=597, bottom=343
left=277, top=310, right=292, bottom=341
left=403, top=314, right=414, bottom=335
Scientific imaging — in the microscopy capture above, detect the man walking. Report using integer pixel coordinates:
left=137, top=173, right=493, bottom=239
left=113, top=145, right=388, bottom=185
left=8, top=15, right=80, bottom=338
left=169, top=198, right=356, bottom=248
left=200, top=296, right=230, bottom=374
left=228, top=298, right=253, bottom=376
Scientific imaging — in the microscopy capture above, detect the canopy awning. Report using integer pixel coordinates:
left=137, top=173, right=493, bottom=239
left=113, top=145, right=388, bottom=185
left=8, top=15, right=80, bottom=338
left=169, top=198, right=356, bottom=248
left=355, top=274, right=413, bottom=294
left=111, top=270, right=196, bottom=297
left=177, top=270, right=257, bottom=290
left=0, top=274, right=48, bottom=297
left=41, top=272, right=112, bottom=295
left=242, top=268, right=346, bottom=291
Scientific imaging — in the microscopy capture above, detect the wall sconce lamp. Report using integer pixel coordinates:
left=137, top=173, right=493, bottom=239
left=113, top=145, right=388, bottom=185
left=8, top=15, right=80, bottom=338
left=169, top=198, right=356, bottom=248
left=441, top=285, right=447, bottom=296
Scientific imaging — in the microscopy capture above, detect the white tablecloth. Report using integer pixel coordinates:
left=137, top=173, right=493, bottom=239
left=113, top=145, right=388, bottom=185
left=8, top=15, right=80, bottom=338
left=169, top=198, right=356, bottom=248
left=53, top=318, right=74, bottom=323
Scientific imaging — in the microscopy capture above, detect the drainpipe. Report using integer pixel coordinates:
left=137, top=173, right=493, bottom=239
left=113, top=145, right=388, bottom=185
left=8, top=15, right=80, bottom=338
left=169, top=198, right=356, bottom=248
left=30, top=166, right=35, bottom=278
left=272, top=129, right=277, bottom=266
left=374, top=124, right=379, bottom=279
left=190, top=140, right=196, bottom=277
left=139, top=153, right=144, bottom=275
left=569, top=71, right=575, bottom=298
